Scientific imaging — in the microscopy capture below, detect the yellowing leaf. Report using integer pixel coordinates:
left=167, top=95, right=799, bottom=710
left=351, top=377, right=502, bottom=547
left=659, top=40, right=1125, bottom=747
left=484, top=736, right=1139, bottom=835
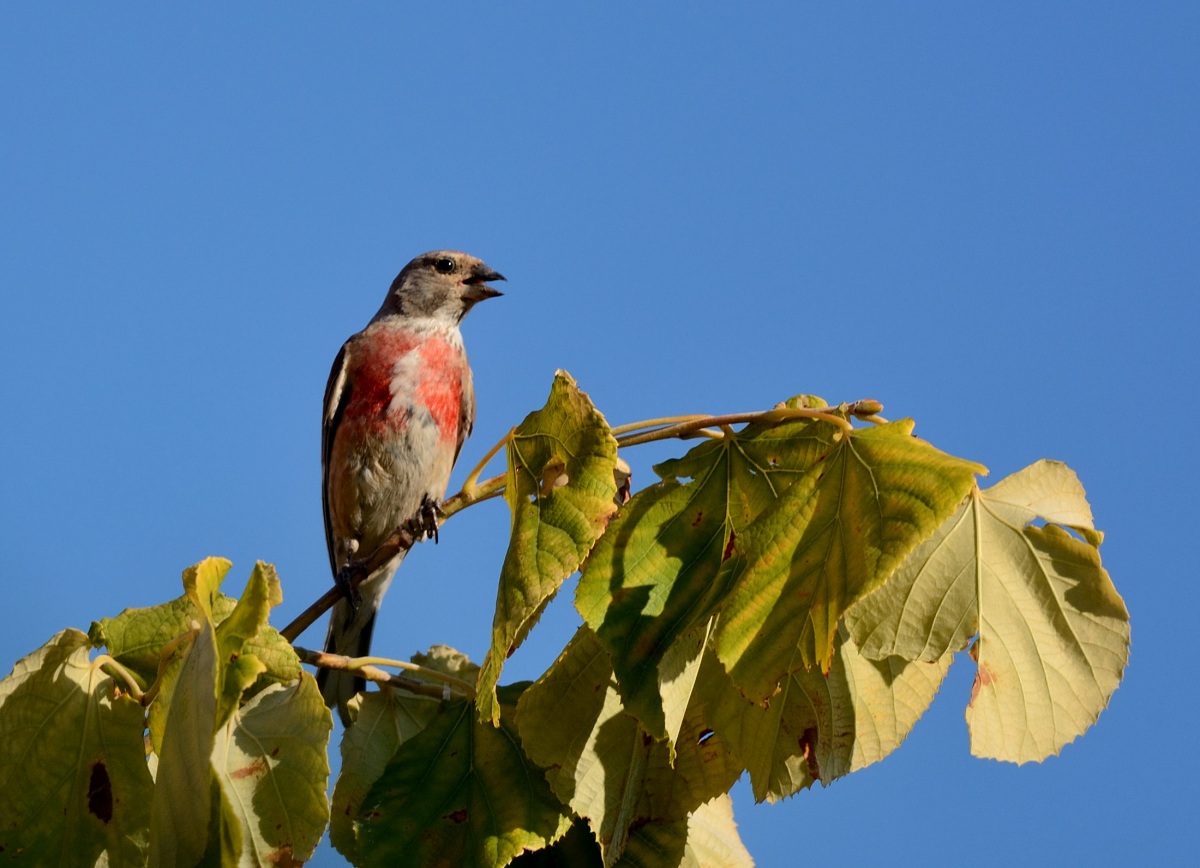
left=477, top=371, right=619, bottom=725
left=91, top=592, right=302, bottom=694
left=212, top=673, right=332, bottom=866
left=182, top=555, right=233, bottom=622
left=844, top=460, right=1130, bottom=763
left=0, top=630, right=153, bottom=867
left=149, top=604, right=231, bottom=867
left=715, top=420, right=984, bottom=700
left=150, top=558, right=297, bottom=866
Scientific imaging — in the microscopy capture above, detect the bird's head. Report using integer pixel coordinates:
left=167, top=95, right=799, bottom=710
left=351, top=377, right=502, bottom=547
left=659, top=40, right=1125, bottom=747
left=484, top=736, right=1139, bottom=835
left=379, top=250, right=505, bottom=323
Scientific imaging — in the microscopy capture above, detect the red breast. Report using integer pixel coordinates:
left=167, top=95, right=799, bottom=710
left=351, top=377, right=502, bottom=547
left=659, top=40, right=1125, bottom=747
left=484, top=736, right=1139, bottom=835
left=342, top=324, right=463, bottom=445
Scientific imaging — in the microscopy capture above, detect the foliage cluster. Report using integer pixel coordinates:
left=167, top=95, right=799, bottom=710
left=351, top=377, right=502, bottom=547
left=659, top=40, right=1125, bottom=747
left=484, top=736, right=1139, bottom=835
left=0, top=372, right=1129, bottom=866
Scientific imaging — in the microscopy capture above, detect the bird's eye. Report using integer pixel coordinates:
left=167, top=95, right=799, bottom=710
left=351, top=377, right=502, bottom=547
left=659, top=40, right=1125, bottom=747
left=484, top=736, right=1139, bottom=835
left=433, top=257, right=456, bottom=274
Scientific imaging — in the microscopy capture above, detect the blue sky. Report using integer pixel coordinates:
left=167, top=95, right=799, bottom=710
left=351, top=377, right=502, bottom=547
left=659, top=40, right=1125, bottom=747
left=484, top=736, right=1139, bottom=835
left=2, top=4, right=1196, bottom=865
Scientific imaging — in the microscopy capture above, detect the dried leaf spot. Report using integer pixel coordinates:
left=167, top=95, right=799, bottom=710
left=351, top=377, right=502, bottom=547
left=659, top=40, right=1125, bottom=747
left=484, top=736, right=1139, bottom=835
left=87, top=761, right=113, bottom=823
left=267, top=844, right=296, bottom=867
left=230, top=757, right=269, bottom=779
left=447, top=808, right=469, bottom=824
left=799, top=727, right=821, bottom=781
left=723, top=530, right=738, bottom=562
left=691, top=510, right=704, bottom=527
left=969, top=662, right=998, bottom=707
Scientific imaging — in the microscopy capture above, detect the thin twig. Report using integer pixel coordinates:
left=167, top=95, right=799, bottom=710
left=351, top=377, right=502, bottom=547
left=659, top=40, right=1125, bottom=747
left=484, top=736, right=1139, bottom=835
left=279, top=525, right=420, bottom=643
left=281, top=398, right=881, bottom=646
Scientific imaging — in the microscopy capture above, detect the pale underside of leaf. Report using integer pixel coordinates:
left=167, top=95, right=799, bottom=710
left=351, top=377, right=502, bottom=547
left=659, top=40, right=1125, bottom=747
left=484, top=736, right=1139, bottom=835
left=329, top=687, right=444, bottom=860
left=845, top=460, right=1129, bottom=763
left=615, top=793, right=753, bottom=868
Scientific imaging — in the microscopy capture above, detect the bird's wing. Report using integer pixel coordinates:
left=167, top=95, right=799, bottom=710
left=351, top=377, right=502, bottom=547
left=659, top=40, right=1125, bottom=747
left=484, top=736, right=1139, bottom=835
left=454, top=356, right=475, bottom=467
left=322, top=341, right=351, bottom=576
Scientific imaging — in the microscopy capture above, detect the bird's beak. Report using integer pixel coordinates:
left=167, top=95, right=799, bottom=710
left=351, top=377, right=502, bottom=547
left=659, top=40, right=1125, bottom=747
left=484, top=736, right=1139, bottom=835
left=462, top=265, right=506, bottom=302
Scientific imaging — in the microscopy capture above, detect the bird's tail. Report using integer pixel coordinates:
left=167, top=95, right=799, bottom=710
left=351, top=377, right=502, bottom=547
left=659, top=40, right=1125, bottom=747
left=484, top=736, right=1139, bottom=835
left=317, top=561, right=400, bottom=726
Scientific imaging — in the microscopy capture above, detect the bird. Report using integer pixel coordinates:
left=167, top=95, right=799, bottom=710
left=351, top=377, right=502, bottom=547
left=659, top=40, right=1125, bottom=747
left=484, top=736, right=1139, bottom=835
left=317, top=250, right=503, bottom=723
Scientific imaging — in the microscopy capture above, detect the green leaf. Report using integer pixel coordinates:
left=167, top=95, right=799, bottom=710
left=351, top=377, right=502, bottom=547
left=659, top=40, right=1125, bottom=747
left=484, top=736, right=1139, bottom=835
left=846, top=460, right=1129, bottom=762
left=477, top=371, right=619, bottom=725
left=90, top=562, right=300, bottom=690
left=354, top=688, right=570, bottom=868
left=704, top=625, right=950, bottom=802
left=149, top=557, right=296, bottom=866
left=148, top=598, right=237, bottom=867
left=129, top=560, right=297, bottom=756
left=516, top=627, right=741, bottom=865
left=329, top=679, right=446, bottom=861
left=212, top=673, right=332, bottom=866
left=212, top=561, right=278, bottom=727
left=90, top=595, right=201, bottom=685
left=714, top=420, right=984, bottom=700
left=654, top=395, right=839, bottom=514
left=0, top=630, right=153, bottom=867
left=576, top=400, right=839, bottom=745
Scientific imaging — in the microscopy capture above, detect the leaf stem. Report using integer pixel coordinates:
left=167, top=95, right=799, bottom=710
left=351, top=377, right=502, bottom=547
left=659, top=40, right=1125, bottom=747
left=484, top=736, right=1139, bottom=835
left=461, top=428, right=513, bottom=496
left=91, top=654, right=146, bottom=701
left=615, top=406, right=854, bottom=448
left=295, top=646, right=476, bottom=700
left=609, top=415, right=711, bottom=437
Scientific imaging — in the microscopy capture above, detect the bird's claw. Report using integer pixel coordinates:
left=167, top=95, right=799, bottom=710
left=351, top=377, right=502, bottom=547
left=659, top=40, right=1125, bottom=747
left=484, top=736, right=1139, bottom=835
left=405, top=495, right=443, bottom=544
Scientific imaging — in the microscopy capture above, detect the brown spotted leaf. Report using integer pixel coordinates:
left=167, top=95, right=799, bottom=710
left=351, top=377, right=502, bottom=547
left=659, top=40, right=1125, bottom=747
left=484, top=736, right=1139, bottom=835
left=212, top=673, right=331, bottom=866
left=0, top=630, right=153, bottom=866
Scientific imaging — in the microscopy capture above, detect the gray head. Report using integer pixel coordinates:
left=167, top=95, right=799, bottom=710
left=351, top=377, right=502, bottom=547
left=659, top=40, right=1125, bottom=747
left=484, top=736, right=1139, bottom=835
left=374, top=250, right=505, bottom=323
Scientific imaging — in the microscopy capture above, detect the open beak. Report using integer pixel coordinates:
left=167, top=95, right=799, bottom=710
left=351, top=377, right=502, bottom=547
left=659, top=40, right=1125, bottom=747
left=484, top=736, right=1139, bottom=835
left=463, top=264, right=506, bottom=302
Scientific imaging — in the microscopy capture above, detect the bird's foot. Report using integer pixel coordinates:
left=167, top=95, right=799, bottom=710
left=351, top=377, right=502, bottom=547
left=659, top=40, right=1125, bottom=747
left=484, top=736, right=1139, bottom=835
left=334, top=563, right=363, bottom=611
left=404, top=495, right=444, bottom=544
